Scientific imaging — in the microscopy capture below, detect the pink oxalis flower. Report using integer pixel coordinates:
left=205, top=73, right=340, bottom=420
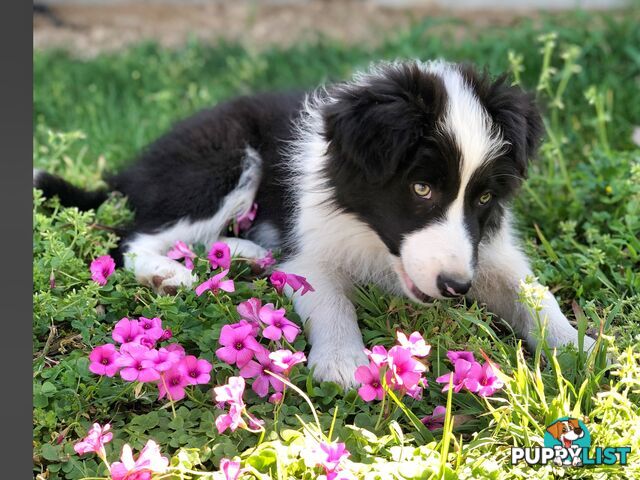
left=109, top=440, right=169, bottom=480
left=213, top=376, right=263, bottom=433
left=89, top=344, right=121, bottom=377
left=435, top=351, right=503, bottom=396
left=74, top=423, right=112, bottom=459
left=195, top=269, right=235, bottom=296
left=239, top=346, right=285, bottom=398
left=396, top=331, right=431, bottom=357
left=117, top=344, right=160, bottom=383
left=158, top=365, right=189, bottom=401
left=235, top=203, right=258, bottom=235
left=138, top=316, right=164, bottom=342
left=166, top=241, right=196, bottom=270
left=354, top=362, right=383, bottom=402
left=141, top=347, right=180, bottom=373
left=269, top=271, right=314, bottom=296
left=216, top=323, right=262, bottom=367
left=259, top=303, right=300, bottom=343
left=254, top=250, right=276, bottom=270
left=179, top=355, right=213, bottom=385
left=112, top=318, right=144, bottom=346
left=421, top=405, right=446, bottom=430
left=476, top=362, right=504, bottom=397
left=269, top=349, right=306, bottom=372
left=90, top=255, right=115, bottom=286
left=307, top=441, right=350, bottom=477
left=208, top=241, right=231, bottom=270
left=220, top=458, right=242, bottom=480
left=385, top=345, right=426, bottom=391
left=237, top=297, right=262, bottom=331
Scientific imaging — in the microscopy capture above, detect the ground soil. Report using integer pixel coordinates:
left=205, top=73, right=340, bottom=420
left=34, top=1, right=544, bottom=56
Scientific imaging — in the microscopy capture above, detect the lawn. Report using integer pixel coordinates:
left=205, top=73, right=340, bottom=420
left=33, top=11, right=640, bottom=480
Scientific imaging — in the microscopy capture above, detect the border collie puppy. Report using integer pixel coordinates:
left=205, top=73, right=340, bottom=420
left=35, top=60, right=595, bottom=387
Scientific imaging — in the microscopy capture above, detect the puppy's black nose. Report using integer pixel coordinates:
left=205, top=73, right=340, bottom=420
left=437, top=274, right=471, bottom=298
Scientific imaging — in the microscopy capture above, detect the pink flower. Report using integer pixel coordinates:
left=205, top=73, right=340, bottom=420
left=396, top=331, right=431, bottom=358
left=216, top=323, right=262, bottom=367
left=365, top=345, right=388, bottom=367
left=254, top=250, right=276, bottom=270
left=214, top=377, right=251, bottom=434
left=112, top=318, right=144, bottom=345
left=165, top=343, right=186, bottom=358
left=269, top=392, right=283, bottom=404
left=354, top=362, right=384, bottom=402
left=476, top=362, right=504, bottom=397
left=270, top=271, right=315, bottom=296
left=214, top=376, right=246, bottom=406
left=220, top=458, right=242, bottom=480
left=259, top=304, right=300, bottom=343
left=269, top=271, right=287, bottom=294
left=90, top=255, right=115, bottom=286
left=73, top=423, right=112, bottom=458
left=208, top=242, right=231, bottom=270
left=160, top=328, right=173, bottom=341
left=436, top=358, right=483, bottom=393
left=385, top=345, right=426, bottom=391
left=285, top=273, right=315, bottom=295
left=179, top=355, right=213, bottom=385
left=235, top=203, right=258, bottom=235
left=167, top=241, right=196, bottom=270
left=309, top=441, right=350, bottom=475
left=141, top=347, right=180, bottom=373
left=195, top=269, right=235, bottom=296
left=239, top=347, right=284, bottom=397
left=109, top=440, right=169, bottom=480
left=269, top=349, right=306, bottom=372
left=89, top=344, right=121, bottom=377
left=158, top=365, right=189, bottom=401
left=216, top=403, right=244, bottom=434
left=421, top=405, right=446, bottom=430
left=138, top=317, right=164, bottom=342
left=117, top=344, right=160, bottom=383
left=447, top=351, right=476, bottom=363
left=237, top=297, right=262, bottom=328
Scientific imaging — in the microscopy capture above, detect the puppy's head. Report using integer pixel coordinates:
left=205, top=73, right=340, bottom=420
left=547, top=419, right=584, bottom=445
left=322, top=61, right=543, bottom=301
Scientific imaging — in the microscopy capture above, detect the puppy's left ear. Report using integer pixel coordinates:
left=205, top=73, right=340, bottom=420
left=482, top=75, right=544, bottom=178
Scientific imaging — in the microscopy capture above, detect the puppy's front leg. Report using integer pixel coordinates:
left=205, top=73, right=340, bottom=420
left=280, top=261, right=368, bottom=388
left=470, top=221, right=596, bottom=353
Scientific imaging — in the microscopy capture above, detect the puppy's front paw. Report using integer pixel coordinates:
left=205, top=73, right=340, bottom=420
left=138, top=258, right=196, bottom=296
left=308, top=343, right=368, bottom=389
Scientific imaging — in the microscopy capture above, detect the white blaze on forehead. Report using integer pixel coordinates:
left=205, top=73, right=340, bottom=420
left=425, top=61, right=506, bottom=192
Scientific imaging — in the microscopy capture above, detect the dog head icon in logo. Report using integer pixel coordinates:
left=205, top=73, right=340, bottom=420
left=544, top=417, right=591, bottom=466
left=544, top=417, right=590, bottom=450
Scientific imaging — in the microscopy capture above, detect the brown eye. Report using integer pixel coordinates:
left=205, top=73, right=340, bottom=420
left=479, top=192, right=492, bottom=205
left=413, top=183, right=432, bottom=199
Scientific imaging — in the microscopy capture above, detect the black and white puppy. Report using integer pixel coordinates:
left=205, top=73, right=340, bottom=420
left=35, top=60, right=595, bottom=387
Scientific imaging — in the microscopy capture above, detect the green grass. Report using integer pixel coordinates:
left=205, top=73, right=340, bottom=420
left=33, top=11, right=640, bottom=480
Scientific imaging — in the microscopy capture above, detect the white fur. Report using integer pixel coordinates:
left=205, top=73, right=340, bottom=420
left=470, top=213, right=595, bottom=353
left=124, top=147, right=263, bottom=294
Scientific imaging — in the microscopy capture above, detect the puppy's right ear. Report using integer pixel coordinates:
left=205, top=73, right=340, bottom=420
left=322, top=63, right=446, bottom=185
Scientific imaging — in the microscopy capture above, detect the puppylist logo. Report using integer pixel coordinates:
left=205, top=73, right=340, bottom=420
left=511, top=417, right=631, bottom=467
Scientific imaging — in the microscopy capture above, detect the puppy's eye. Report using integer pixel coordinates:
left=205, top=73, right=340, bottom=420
left=413, top=183, right=432, bottom=199
left=479, top=192, right=492, bottom=205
